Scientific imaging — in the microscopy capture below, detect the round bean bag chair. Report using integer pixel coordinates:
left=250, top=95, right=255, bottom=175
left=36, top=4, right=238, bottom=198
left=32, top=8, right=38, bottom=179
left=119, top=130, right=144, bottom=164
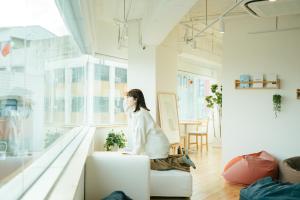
left=280, top=156, right=300, bottom=183
left=223, top=151, right=278, bottom=185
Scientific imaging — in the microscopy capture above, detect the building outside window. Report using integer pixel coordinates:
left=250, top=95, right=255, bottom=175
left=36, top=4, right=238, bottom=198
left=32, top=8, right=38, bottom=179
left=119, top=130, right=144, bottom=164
left=72, top=67, right=84, bottom=83
left=114, top=67, right=127, bottom=123
left=93, top=62, right=127, bottom=125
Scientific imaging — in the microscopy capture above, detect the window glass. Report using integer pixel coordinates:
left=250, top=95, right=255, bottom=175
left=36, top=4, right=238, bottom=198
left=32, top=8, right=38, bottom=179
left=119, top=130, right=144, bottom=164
left=177, top=72, right=214, bottom=120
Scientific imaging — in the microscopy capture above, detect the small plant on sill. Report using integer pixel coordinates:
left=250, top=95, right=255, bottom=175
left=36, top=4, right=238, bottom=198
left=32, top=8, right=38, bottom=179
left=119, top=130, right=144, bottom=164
left=104, top=130, right=126, bottom=151
left=273, top=94, right=282, bottom=118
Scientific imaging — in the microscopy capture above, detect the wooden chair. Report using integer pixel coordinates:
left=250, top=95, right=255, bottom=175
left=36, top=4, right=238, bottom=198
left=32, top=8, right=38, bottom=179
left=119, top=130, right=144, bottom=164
left=188, top=119, right=209, bottom=152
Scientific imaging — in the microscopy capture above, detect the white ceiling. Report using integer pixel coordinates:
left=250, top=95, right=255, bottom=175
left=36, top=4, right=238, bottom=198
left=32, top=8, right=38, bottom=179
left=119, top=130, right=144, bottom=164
left=81, top=0, right=198, bottom=51
left=187, top=0, right=246, bottom=18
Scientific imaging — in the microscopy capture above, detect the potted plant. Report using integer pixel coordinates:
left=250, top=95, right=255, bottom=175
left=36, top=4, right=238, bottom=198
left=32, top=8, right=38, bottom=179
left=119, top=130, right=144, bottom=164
left=205, top=84, right=222, bottom=139
left=104, top=130, right=127, bottom=151
left=273, top=94, right=282, bottom=118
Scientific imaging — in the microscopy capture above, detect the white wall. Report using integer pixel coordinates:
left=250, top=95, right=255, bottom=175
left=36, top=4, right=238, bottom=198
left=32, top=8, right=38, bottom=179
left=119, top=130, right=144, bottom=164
left=155, top=29, right=178, bottom=124
left=128, top=21, right=179, bottom=122
left=222, top=15, right=300, bottom=164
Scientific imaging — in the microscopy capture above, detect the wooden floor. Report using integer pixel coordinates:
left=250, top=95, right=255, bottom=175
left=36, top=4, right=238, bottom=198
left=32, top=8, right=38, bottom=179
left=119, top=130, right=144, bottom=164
left=151, top=147, right=243, bottom=200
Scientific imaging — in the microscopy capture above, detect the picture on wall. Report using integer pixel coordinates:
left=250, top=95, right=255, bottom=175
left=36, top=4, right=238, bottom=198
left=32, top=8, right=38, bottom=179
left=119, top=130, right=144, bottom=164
left=157, top=93, right=180, bottom=144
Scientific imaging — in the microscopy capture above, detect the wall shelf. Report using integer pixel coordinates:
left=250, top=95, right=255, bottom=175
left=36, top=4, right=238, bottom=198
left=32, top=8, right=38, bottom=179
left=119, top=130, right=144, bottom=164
left=297, top=89, right=300, bottom=99
left=235, top=79, right=280, bottom=89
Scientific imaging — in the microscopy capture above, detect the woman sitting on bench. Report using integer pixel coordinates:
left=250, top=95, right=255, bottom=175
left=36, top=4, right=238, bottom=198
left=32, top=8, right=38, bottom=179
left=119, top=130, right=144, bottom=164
left=124, top=89, right=196, bottom=172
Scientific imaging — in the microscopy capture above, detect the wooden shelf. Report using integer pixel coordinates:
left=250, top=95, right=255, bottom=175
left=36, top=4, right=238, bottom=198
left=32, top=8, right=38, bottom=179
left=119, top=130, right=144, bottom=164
left=235, top=79, right=280, bottom=89
left=297, top=89, right=300, bottom=99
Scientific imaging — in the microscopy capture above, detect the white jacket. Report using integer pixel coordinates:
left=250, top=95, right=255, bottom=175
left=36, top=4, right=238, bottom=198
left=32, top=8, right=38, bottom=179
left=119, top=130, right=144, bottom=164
left=128, top=108, right=170, bottom=159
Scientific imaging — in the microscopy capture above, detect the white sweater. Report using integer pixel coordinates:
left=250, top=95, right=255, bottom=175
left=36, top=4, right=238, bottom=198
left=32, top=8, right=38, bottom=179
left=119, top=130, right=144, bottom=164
left=128, top=108, right=170, bottom=159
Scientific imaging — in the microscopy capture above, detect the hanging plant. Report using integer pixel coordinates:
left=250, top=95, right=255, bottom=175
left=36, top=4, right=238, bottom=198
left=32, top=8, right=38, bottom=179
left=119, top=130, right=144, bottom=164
left=272, top=94, right=282, bottom=118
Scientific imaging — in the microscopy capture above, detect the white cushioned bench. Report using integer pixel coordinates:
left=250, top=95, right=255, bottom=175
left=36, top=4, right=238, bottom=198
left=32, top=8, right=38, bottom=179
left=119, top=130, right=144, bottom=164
left=85, top=152, right=192, bottom=200
left=150, top=169, right=192, bottom=197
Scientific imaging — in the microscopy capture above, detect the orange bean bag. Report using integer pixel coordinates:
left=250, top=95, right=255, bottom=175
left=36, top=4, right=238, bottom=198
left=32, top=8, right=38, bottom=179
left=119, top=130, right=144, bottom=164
left=223, top=151, right=278, bottom=185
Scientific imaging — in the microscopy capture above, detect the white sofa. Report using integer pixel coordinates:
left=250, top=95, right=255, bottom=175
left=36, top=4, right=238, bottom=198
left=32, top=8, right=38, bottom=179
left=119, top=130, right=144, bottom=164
left=85, top=152, right=192, bottom=200
left=85, top=152, right=150, bottom=200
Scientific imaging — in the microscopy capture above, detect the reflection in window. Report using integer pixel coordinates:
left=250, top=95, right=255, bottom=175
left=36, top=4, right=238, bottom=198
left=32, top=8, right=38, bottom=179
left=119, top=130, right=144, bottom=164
left=0, top=0, right=128, bottom=189
left=0, top=0, right=80, bottom=187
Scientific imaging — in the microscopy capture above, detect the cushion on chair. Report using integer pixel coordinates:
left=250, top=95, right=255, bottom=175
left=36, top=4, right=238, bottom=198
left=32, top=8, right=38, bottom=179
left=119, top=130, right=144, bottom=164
left=280, top=156, right=300, bottom=183
left=223, top=151, right=278, bottom=185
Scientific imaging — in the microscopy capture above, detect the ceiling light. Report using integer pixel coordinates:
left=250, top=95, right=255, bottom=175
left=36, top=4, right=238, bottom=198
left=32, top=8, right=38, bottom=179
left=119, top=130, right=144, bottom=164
left=219, top=19, right=225, bottom=34
left=269, top=0, right=276, bottom=2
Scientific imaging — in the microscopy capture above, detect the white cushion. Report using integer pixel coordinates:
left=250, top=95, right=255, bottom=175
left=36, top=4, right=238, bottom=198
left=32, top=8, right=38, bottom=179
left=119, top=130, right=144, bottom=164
left=85, top=152, right=150, bottom=200
left=150, top=170, right=192, bottom=197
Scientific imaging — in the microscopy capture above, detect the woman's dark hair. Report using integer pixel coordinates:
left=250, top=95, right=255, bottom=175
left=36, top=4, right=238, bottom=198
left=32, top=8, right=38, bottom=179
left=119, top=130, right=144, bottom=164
left=126, top=89, right=150, bottom=112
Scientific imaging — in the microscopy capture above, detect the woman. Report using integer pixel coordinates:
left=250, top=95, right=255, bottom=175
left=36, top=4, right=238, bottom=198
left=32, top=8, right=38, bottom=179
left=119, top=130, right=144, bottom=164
left=124, top=89, right=196, bottom=172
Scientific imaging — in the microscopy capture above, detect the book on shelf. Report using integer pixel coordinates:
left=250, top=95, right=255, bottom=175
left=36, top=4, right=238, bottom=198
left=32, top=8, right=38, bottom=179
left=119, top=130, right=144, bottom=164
left=239, top=74, right=251, bottom=88
left=265, top=74, right=278, bottom=88
left=252, top=73, right=263, bottom=88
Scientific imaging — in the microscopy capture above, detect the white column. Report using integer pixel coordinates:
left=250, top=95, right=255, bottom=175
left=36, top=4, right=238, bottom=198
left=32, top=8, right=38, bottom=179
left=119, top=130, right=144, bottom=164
left=128, top=21, right=157, bottom=119
left=155, top=29, right=178, bottom=124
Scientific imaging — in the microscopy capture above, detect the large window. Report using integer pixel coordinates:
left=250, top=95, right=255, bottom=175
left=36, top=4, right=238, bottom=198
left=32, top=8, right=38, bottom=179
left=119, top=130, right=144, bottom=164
left=177, top=71, right=214, bottom=121
left=0, top=0, right=128, bottom=194
left=0, top=0, right=78, bottom=192
left=92, top=60, right=128, bottom=125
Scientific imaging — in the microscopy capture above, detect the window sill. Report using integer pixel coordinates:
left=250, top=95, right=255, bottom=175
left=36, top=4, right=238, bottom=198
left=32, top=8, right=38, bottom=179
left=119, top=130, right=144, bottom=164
left=20, top=127, right=95, bottom=199
left=0, top=127, right=94, bottom=200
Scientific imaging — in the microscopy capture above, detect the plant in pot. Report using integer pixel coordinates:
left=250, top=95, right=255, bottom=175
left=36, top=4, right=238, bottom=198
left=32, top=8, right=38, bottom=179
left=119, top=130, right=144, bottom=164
left=104, top=130, right=127, bottom=151
left=273, top=94, right=282, bottom=118
left=205, top=84, right=222, bottom=139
